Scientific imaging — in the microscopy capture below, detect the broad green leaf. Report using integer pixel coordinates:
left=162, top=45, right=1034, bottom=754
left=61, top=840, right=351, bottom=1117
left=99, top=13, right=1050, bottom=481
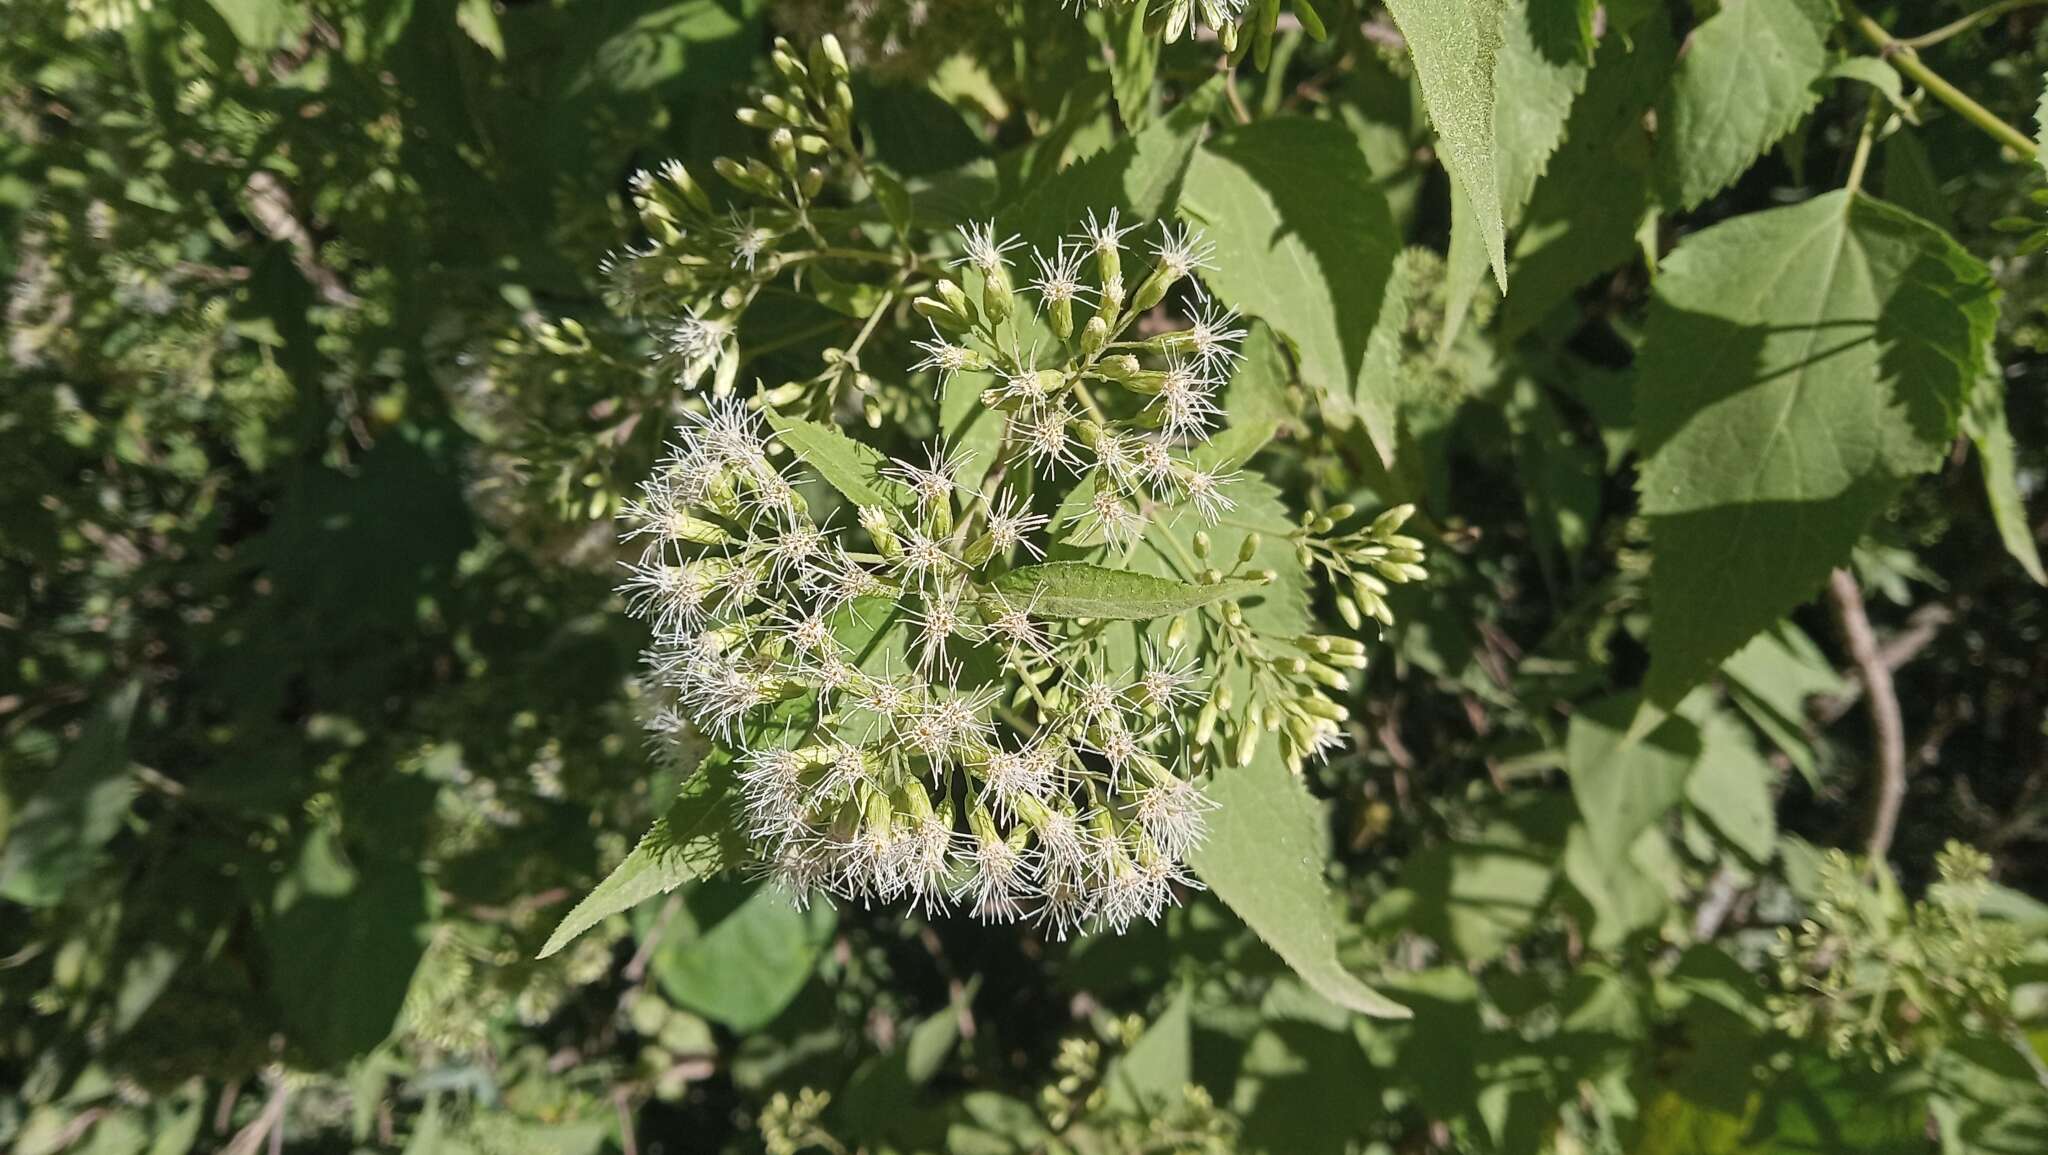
left=648, top=878, right=834, bottom=1031
left=1384, top=0, right=1510, bottom=291
left=1103, top=988, right=1191, bottom=1112
left=539, top=759, right=746, bottom=958
left=1655, top=0, right=1835, bottom=209
left=1686, top=711, right=1779, bottom=863
left=0, top=683, right=139, bottom=907
left=1881, top=131, right=1953, bottom=232
left=1826, top=57, right=1910, bottom=120
left=1637, top=191, right=1997, bottom=706
left=564, top=0, right=763, bottom=96
left=1366, top=795, right=1568, bottom=964
left=1563, top=824, right=1676, bottom=948
left=1188, top=743, right=1411, bottom=1019
left=1001, top=77, right=1221, bottom=254
left=1961, top=365, right=2047, bottom=584
left=1719, top=622, right=1842, bottom=788
left=991, top=561, right=1265, bottom=621
left=763, top=409, right=912, bottom=510
left=1567, top=694, right=1699, bottom=872
left=267, top=826, right=432, bottom=1065
left=1180, top=118, right=1403, bottom=465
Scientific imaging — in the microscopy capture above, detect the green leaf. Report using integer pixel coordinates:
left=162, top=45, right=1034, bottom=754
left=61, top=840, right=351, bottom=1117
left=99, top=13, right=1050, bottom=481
left=1187, top=743, right=1411, bottom=1019
left=991, top=561, right=1264, bottom=621
left=1687, top=711, right=1779, bottom=863
left=1367, top=795, right=1568, bottom=965
left=539, top=759, right=746, bottom=958
left=1179, top=118, right=1403, bottom=465
left=763, top=409, right=912, bottom=510
left=1384, top=0, right=1510, bottom=291
left=0, top=683, right=139, bottom=907
left=2038, top=70, right=2048, bottom=175
left=1494, top=0, right=1588, bottom=229
left=564, top=0, right=763, bottom=96
left=1102, top=988, right=1191, bottom=1112
left=1826, top=57, right=1910, bottom=120
left=648, top=878, right=834, bottom=1031
left=267, top=826, right=432, bottom=1065
left=1001, top=77, right=1221, bottom=254
left=455, top=0, right=505, bottom=60
left=1566, top=694, right=1699, bottom=873
left=1637, top=191, right=1997, bottom=705
left=1655, top=0, right=1835, bottom=209
left=1961, top=364, right=2047, bottom=585
left=204, top=0, right=304, bottom=48
left=1109, top=2, right=1159, bottom=130
left=1563, top=824, right=1677, bottom=948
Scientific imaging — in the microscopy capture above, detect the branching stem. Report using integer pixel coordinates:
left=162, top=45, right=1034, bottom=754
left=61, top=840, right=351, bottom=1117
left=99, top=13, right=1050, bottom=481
left=1842, top=2, right=2040, bottom=158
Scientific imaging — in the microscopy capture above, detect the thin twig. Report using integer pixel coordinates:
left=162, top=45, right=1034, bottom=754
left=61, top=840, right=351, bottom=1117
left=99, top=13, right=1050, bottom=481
left=1898, top=0, right=2048, bottom=50
left=1826, top=569, right=1908, bottom=861
left=1812, top=602, right=1953, bottom=726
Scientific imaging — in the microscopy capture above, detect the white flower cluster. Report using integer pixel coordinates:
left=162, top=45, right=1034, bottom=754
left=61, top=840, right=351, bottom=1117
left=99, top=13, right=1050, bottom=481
left=1067, top=0, right=1252, bottom=44
left=618, top=212, right=1262, bottom=937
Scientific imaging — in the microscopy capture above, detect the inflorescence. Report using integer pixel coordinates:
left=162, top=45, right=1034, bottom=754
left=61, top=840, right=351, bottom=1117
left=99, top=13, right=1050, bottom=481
left=599, top=37, right=1423, bottom=936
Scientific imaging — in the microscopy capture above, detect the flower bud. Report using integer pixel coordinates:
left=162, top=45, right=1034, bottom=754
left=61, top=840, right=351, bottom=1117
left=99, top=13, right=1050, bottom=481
left=1080, top=315, right=1110, bottom=358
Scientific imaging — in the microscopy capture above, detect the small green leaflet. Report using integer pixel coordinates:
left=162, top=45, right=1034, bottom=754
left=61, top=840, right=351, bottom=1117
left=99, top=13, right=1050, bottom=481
left=991, top=561, right=1264, bottom=621
left=1687, top=711, right=1780, bottom=863
left=539, top=759, right=746, bottom=958
left=763, top=409, right=911, bottom=510
left=1637, top=191, right=1997, bottom=706
left=1189, top=743, right=1411, bottom=1019
left=1384, top=0, right=1510, bottom=292
left=1655, top=0, right=1835, bottom=210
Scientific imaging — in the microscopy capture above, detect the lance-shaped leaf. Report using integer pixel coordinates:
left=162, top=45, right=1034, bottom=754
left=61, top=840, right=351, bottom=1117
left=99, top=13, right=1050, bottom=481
left=1384, top=0, right=1510, bottom=291
left=991, top=562, right=1265, bottom=621
left=540, top=757, right=746, bottom=958
left=1637, top=191, right=1997, bottom=706
left=1189, top=743, right=1411, bottom=1018
left=763, top=409, right=912, bottom=510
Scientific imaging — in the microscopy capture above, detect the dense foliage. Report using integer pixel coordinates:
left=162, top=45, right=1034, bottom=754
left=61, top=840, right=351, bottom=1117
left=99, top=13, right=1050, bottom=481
left=4, top=1, right=2047, bottom=1153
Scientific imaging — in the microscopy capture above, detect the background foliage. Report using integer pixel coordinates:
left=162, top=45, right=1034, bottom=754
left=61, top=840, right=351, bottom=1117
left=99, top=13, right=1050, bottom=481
left=4, top=1, right=2048, bottom=1152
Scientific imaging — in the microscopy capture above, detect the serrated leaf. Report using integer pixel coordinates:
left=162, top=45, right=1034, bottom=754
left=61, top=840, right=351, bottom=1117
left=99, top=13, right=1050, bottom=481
left=1188, top=743, right=1411, bottom=1019
left=1001, top=77, right=1221, bottom=255
left=1384, top=0, right=1510, bottom=291
left=991, top=562, right=1264, bottom=621
left=1638, top=191, right=1997, bottom=706
left=1494, top=0, right=1587, bottom=228
left=1656, top=0, right=1835, bottom=209
left=539, top=760, right=745, bottom=958
left=763, top=409, right=911, bottom=510
left=1179, top=118, right=1403, bottom=465
left=1109, top=2, right=1159, bottom=130
left=1962, top=362, right=2047, bottom=585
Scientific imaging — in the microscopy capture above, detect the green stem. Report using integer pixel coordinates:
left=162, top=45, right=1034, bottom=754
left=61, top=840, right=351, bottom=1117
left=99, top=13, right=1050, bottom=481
left=1843, top=2, right=2040, bottom=158
left=1844, top=91, right=1882, bottom=196
left=1898, top=0, right=2048, bottom=50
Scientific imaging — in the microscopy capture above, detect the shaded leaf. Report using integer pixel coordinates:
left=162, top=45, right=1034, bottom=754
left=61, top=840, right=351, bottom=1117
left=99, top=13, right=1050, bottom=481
left=1384, top=0, right=1511, bottom=290
left=0, top=683, right=140, bottom=907
left=1656, top=0, right=1835, bottom=209
left=1637, top=191, right=1997, bottom=705
left=1189, top=743, right=1411, bottom=1019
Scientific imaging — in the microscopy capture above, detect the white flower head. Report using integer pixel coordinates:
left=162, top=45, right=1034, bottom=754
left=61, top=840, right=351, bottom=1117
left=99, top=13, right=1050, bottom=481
left=724, top=208, right=777, bottom=272
left=1151, top=356, right=1220, bottom=441
left=883, top=441, right=975, bottom=514
left=912, top=325, right=980, bottom=391
left=985, top=489, right=1050, bottom=560
left=1078, top=206, right=1139, bottom=257
left=1150, top=221, right=1216, bottom=293
left=1185, top=466, right=1240, bottom=523
left=657, top=308, right=735, bottom=389
left=956, top=830, right=1039, bottom=924
left=953, top=220, right=1023, bottom=275
left=1030, top=240, right=1092, bottom=307
left=1187, top=298, right=1246, bottom=372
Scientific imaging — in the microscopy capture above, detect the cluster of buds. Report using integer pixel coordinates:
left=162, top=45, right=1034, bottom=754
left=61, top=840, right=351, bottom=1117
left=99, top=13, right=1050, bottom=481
left=603, top=34, right=872, bottom=397
left=1293, top=502, right=1427, bottom=631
